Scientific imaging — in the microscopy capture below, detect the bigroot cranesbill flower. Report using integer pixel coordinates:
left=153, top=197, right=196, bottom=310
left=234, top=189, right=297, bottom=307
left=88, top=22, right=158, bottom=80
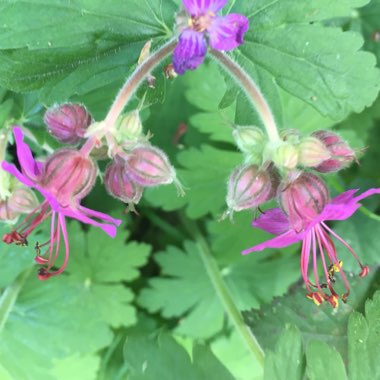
left=242, top=188, right=380, bottom=308
left=2, top=127, right=121, bottom=280
left=173, top=0, right=249, bottom=74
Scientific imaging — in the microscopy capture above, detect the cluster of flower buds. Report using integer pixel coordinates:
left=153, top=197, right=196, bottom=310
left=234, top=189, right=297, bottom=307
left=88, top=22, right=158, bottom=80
left=44, top=103, right=180, bottom=213
left=104, top=110, right=179, bottom=210
left=227, top=126, right=356, bottom=223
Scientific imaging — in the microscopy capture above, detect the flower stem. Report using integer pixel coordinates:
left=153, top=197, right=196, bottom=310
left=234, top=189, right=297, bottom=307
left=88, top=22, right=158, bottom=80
left=82, top=38, right=177, bottom=155
left=104, top=38, right=177, bottom=130
left=0, top=268, right=31, bottom=334
left=210, top=49, right=280, bottom=143
left=180, top=215, right=265, bottom=368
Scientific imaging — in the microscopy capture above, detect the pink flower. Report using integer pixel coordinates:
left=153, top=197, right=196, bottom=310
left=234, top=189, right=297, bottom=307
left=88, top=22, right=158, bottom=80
left=2, top=127, right=121, bottom=279
left=243, top=188, right=380, bottom=307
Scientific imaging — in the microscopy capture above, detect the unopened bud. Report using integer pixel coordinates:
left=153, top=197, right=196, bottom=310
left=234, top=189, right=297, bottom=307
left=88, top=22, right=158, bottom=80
left=226, top=164, right=277, bottom=212
left=104, top=161, right=143, bottom=205
left=232, top=126, right=266, bottom=156
left=278, top=171, right=329, bottom=232
left=280, top=129, right=302, bottom=144
left=272, top=143, right=299, bottom=170
left=8, top=188, right=39, bottom=214
left=311, top=130, right=356, bottom=173
left=40, top=149, right=97, bottom=206
left=0, top=199, right=18, bottom=221
left=298, top=137, right=331, bottom=167
left=117, top=111, right=143, bottom=141
left=164, top=63, right=178, bottom=79
left=44, top=103, right=93, bottom=144
left=126, top=145, right=176, bottom=187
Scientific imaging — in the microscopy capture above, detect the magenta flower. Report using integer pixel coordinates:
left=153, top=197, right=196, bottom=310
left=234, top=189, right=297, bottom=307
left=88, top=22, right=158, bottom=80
left=2, top=127, right=121, bottom=279
left=173, top=0, right=249, bottom=74
left=243, top=188, right=380, bottom=307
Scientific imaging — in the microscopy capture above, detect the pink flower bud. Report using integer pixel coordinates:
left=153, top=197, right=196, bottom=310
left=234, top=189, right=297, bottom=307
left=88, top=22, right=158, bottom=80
left=278, top=172, right=329, bottom=232
left=44, top=103, right=93, bottom=144
left=0, top=199, right=19, bottom=221
left=298, top=137, right=331, bottom=168
left=8, top=188, right=39, bottom=214
left=226, top=164, right=278, bottom=212
left=104, top=161, right=143, bottom=205
left=40, top=149, right=97, bottom=206
left=311, top=130, right=356, bottom=173
left=126, top=145, right=176, bottom=187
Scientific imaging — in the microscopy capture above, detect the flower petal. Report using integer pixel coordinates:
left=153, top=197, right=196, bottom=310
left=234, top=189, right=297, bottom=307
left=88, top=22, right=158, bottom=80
left=78, top=205, right=122, bottom=226
left=242, top=229, right=304, bottom=255
left=62, top=207, right=118, bottom=237
left=252, top=208, right=290, bottom=235
left=183, top=0, right=227, bottom=15
left=173, top=30, right=207, bottom=75
left=1, top=162, right=35, bottom=188
left=208, top=14, right=249, bottom=51
left=320, top=188, right=380, bottom=222
left=12, top=127, right=43, bottom=181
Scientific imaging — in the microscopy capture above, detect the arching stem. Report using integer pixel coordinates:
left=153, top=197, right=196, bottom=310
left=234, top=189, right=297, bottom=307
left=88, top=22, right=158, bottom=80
left=210, top=49, right=280, bottom=143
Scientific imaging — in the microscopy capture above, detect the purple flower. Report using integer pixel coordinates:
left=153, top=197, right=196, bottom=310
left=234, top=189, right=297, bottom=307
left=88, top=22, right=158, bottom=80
left=243, top=188, right=380, bottom=307
left=173, top=0, right=249, bottom=74
left=2, top=127, right=121, bottom=279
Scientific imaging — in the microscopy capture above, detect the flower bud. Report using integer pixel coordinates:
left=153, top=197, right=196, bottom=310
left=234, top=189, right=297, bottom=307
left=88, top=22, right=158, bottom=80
left=311, top=130, right=356, bottom=173
left=164, top=63, right=178, bottom=79
left=104, top=161, right=143, bottom=205
left=0, top=199, right=18, bottom=221
left=40, top=149, right=97, bottom=206
left=278, top=171, right=329, bottom=232
left=126, top=145, right=176, bottom=187
left=272, top=143, right=299, bottom=170
left=8, top=188, right=39, bottom=214
left=298, top=137, right=331, bottom=167
left=226, top=164, right=277, bottom=212
left=280, top=129, right=302, bottom=144
left=44, top=103, right=93, bottom=144
left=232, top=126, right=266, bottom=156
left=117, top=111, right=143, bottom=141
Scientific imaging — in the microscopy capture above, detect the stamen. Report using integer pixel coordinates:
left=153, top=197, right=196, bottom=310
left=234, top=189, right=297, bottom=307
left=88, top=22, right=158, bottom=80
left=321, top=222, right=366, bottom=270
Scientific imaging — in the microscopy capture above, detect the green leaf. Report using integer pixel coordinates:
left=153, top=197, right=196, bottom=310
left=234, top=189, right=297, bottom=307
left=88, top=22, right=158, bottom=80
left=306, top=341, right=347, bottom=380
left=211, top=331, right=263, bottom=380
left=359, top=0, right=380, bottom=63
left=0, top=272, right=112, bottom=380
left=66, top=222, right=151, bottom=328
left=243, top=269, right=380, bottom=357
left=50, top=354, right=100, bottom=380
left=138, top=237, right=299, bottom=339
left=124, top=333, right=234, bottom=380
left=0, top=224, right=44, bottom=289
left=332, top=211, right=380, bottom=271
left=264, top=325, right=304, bottom=380
left=348, top=291, right=380, bottom=380
left=232, top=0, right=380, bottom=122
left=146, top=145, right=241, bottom=218
left=0, top=0, right=176, bottom=102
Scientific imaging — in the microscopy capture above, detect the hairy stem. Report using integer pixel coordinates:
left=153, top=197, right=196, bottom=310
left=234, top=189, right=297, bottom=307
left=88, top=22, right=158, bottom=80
left=104, top=38, right=177, bottom=129
left=0, top=268, right=31, bottom=334
left=210, top=49, right=280, bottom=143
left=180, top=216, right=265, bottom=368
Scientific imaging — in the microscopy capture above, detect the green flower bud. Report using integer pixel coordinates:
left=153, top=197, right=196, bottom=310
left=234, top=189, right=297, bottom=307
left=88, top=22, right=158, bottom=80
left=272, top=142, right=299, bottom=170
left=232, top=126, right=266, bottom=155
left=117, top=110, right=143, bottom=141
left=298, top=137, right=331, bottom=167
